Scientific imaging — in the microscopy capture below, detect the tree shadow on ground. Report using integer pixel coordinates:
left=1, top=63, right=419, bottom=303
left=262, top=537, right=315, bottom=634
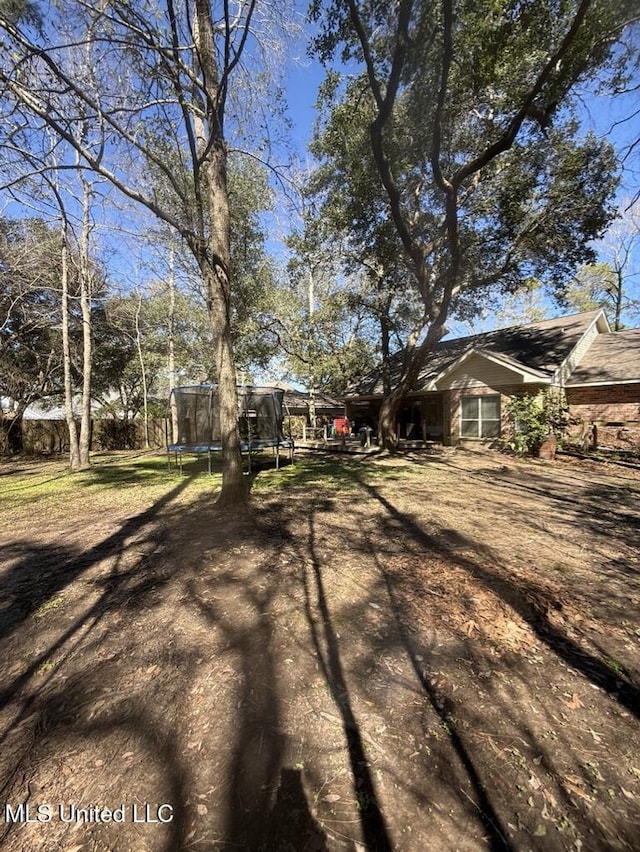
left=0, top=678, right=190, bottom=852
left=345, top=467, right=640, bottom=721
left=0, top=476, right=211, bottom=850
left=457, top=461, right=640, bottom=547
left=184, top=562, right=285, bottom=847
left=248, top=491, right=517, bottom=850
left=0, top=475, right=192, bottom=659
left=262, top=767, right=329, bottom=851
left=1, top=453, right=638, bottom=851
left=301, top=497, right=394, bottom=852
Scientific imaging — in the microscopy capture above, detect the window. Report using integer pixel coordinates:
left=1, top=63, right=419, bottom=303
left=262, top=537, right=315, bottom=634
left=460, top=395, right=500, bottom=438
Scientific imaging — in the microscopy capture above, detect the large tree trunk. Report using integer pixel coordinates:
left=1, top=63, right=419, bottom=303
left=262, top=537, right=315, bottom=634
left=78, top=271, right=92, bottom=468
left=205, top=259, right=246, bottom=504
left=203, top=142, right=246, bottom=506
left=614, top=267, right=623, bottom=331
left=377, top=317, right=448, bottom=451
left=134, top=290, right=150, bottom=449
left=378, top=389, right=402, bottom=452
left=194, top=0, right=247, bottom=507
left=4, top=406, right=25, bottom=454
left=377, top=309, right=400, bottom=451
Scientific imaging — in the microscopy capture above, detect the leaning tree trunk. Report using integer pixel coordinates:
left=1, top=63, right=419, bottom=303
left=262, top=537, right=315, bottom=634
left=377, top=314, right=448, bottom=452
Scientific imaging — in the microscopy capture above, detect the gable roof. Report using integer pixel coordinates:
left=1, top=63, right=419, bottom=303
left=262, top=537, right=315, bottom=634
left=565, top=328, right=640, bottom=386
left=347, top=310, right=607, bottom=397
left=432, top=347, right=552, bottom=386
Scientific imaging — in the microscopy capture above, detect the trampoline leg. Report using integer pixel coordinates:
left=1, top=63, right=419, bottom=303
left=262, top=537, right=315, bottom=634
left=276, top=445, right=280, bottom=469
left=208, top=449, right=212, bottom=475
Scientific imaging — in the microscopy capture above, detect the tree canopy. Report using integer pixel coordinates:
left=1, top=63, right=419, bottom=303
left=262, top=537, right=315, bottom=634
left=307, top=0, right=638, bottom=447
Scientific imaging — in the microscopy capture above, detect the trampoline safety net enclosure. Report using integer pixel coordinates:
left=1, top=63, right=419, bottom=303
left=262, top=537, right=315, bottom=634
left=167, top=385, right=294, bottom=473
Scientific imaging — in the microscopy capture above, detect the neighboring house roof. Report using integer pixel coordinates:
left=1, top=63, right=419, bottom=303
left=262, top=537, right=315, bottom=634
left=21, top=397, right=110, bottom=420
left=347, top=310, right=609, bottom=397
left=2, top=391, right=129, bottom=420
left=282, top=388, right=344, bottom=413
left=565, top=329, right=640, bottom=386
left=1, top=396, right=72, bottom=420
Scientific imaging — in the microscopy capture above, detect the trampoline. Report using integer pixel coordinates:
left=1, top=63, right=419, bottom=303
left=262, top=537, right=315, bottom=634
left=166, top=385, right=294, bottom=474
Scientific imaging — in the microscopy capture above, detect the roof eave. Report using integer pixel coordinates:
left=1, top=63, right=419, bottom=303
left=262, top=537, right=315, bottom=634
left=566, top=378, right=640, bottom=388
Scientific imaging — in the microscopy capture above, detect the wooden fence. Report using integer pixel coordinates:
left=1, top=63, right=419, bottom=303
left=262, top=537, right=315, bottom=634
left=1, top=418, right=170, bottom=455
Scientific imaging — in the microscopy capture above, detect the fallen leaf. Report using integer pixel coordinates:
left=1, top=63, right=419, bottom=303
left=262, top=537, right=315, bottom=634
left=562, top=693, right=584, bottom=710
left=528, top=774, right=541, bottom=791
left=565, top=781, right=592, bottom=802
left=320, top=711, right=340, bottom=724
left=322, top=794, right=341, bottom=803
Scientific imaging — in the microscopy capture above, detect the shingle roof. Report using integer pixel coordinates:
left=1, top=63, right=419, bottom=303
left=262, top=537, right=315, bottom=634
left=347, top=310, right=604, bottom=397
left=282, top=388, right=343, bottom=412
left=565, top=329, right=640, bottom=385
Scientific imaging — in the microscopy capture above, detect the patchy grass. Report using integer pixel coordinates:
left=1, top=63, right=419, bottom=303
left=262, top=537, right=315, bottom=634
left=0, top=448, right=638, bottom=852
left=34, top=595, right=65, bottom=618
left=0, top=451, right=220, bottom=528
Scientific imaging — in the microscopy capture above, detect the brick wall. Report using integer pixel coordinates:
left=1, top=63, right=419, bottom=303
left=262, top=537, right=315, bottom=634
left=566, top=383, right=640, bottom=424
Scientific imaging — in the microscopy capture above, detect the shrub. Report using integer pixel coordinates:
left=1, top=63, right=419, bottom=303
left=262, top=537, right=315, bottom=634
left=502, top=390, right=571, bottom=456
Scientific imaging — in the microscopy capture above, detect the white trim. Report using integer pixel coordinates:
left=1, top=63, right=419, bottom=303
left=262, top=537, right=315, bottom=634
left=566, top=378, right=640, bottom=388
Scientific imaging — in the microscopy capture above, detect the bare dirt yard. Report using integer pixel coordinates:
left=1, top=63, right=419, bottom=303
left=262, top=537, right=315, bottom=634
left=0, top=447, right=638, bottom=852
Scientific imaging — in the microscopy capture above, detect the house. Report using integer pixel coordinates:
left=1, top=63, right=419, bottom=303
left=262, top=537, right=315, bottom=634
left=272, top=383, right=344, bottom=423
left=345, top=310, right=640, bottom=445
